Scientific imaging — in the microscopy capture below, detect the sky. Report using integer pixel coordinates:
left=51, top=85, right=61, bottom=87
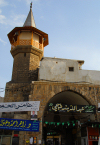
left=0, top=0, right=100, bottom=97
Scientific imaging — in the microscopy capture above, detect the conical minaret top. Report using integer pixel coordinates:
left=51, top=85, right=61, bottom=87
left=23, top=2, right=36, bottom=27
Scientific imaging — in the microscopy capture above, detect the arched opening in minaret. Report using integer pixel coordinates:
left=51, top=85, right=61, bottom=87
left=42, top=90, right=95, bottom=145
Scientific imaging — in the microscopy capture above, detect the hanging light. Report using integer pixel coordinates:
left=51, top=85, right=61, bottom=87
left=62, top=122, right=64, bottom=126
left=45, top=121, right=48, bottom=124
left=50, top=122, right=53, bottom=125
left=68, top=122, right=70, bottom=126
left=73, top=123, right=75, bottom=127
left=57, top=122, right=60, bottom=126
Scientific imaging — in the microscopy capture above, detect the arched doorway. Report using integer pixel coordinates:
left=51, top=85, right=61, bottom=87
left=42, top=90, right=95, bottom=145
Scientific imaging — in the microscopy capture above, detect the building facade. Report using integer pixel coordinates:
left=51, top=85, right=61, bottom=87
left=2, top=4, right=100, bottom=145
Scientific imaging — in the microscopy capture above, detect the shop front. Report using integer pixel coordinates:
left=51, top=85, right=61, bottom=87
left=0, top=135, right=12, bottom=145
left=87, top=126, right=99, bottom=145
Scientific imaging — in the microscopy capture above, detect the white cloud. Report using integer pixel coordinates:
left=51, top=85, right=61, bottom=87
left=0, top=13, right=26, bottom=27
left=9, top=14, right=26, bottom=27
left=0, top=0, right=8, bottom=7
left=0, top=38, right=7, bottom=45
left=0, top=14, right=6, bottom=24
left=65, top=46, right=100, bottom=71
left=0, top=9, right=2, bottom=14
left=40, top=16, right=44, bottom=19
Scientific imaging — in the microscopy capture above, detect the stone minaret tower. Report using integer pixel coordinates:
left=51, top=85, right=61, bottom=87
left=3, top=5, right=48, bottom=143
left=8, top=4, right=48, bottom=83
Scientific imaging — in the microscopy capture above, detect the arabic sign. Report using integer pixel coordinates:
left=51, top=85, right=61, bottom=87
left=0, top=101, right=40, bottom=112
left=48, top=103, right=96, bottom=113
left=0, top=118, right=39, bottom=132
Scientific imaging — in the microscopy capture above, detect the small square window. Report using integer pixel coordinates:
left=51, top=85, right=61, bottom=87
left=24, top=53, right=26, bottom=57
left=69, top=67, right=74, bottom=71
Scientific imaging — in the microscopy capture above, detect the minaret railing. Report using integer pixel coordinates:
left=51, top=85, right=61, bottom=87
left=11, top=39, right=43, bottom=51
left=19, top=39, right=31, bottom=45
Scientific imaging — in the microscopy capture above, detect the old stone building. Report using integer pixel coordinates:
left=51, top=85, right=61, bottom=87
left=2, top=4, right=100, bottom=145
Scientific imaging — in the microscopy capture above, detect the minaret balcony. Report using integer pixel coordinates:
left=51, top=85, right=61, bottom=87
left=11, top=39, right=43, bottom=51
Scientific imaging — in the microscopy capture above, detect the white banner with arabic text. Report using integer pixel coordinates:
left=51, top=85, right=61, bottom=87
left=0, top=101, right=40, bottom=112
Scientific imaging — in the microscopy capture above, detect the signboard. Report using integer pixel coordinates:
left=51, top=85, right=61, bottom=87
left=33, top=137, right=37, bottom=144
left=30, top=137, right=33, bottom=144
left=98, top=103, right=100, bottom=112
left=0, top=118, right=39, bottom=132
left=48, top=103, right=96, bottom=113
left=0, top=101, right=40, bottom=112
left=31, top=111, right=37, bottom=120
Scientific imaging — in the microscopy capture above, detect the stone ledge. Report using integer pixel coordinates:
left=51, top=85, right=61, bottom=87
left=10, top=45, right=43, bottom=60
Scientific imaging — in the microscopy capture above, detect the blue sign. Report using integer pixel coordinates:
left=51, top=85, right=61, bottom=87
left=0, top=118, right=39, bottom=132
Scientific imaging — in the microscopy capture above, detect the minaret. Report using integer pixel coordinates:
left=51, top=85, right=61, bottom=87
left=7, top=3, right=48, bottom=82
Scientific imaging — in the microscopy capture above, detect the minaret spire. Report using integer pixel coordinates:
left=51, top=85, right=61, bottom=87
left=30, top=2, right=32, bottom=9
left=23, top=2, right=36, bottom=27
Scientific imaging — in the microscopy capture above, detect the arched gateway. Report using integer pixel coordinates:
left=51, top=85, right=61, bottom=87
left=42, top=90, right=95, bottom=145
left=29, top=81, right=99, bottom=145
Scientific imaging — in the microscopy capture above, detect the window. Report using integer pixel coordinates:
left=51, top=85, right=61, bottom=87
left=69, top=67, right=74, bottom=71
left=24, top=53, right=26, bottom=57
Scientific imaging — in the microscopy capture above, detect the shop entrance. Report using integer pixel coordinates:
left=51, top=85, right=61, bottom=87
left=47, top=136, right=59, bottom=145
left=42, top=90, right=95, bottom=145
left=0, top=135, right=12, bottom=145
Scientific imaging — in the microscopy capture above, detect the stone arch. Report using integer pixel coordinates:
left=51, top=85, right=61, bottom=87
left=41, top=89, right=96, bottom=145
left=42, top=89, right=95, bottom=122
left=38, top=85, right=96, bottom=119
left=46, top=88, right=94, bottom=109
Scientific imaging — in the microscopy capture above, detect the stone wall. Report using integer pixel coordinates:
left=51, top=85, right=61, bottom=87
left=3, top=82, right=32, bottom=145
left=11, top=46, right=41, bottom=83
left=4, top=82, right=31, bottom=102
left=30, top=81, right=100, bottom=116
left=3, top=81, right=100, bottom=145
left=29, top=81, right=100, bottom=144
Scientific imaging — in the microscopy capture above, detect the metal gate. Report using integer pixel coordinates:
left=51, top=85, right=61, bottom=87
left=0, top=135, right=12, bottom=145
